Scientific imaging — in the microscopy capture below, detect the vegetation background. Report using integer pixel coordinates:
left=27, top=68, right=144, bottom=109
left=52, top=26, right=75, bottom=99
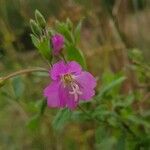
left=0, top=0, right=150, bottom=149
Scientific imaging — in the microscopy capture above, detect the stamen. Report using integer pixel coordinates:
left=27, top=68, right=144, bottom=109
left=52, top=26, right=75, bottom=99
left=61, top=74, right=82, bottom=102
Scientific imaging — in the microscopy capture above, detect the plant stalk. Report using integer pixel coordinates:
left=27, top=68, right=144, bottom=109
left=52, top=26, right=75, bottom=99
left=1, top=68, right=49, bottom=82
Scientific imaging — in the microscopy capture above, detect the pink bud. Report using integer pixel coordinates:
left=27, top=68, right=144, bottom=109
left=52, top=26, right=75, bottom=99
left=51, top=34, right=64, bottom=55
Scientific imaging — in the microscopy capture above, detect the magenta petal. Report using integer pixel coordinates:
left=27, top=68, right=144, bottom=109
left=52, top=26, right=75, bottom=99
left=76, top=71, right=96, bottom=100
left=45, top=60, right=96, bottom=109
left=66, top=96, right=78, bottom=110
left=58, top=84, right=67, bottom=107
left=59, top=85, right=77, bottom=110
left=43, top=81, right=60, bottom=107
left=66, top=92, right=78, bottom=110
left=67, top=61, right=82, bottom=75
left=50, top=61, right=82, bottom=80
left=50, top=61, right=67, bottom=80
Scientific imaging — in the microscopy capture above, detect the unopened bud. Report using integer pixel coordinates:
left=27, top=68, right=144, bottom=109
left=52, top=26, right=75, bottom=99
left=30, top=19, right=42, bottom=36
left=51, top=34, right=64, bottom=55
left=35, top=10, right=46, bottom=29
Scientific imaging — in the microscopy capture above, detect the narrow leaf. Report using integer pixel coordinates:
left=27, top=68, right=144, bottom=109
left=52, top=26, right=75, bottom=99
left=66, top=44, right=86, bottom=69
left=74, top=20, right=82, bottom=44
left=96, top=76, right=126, bottom=99
left=26, top=114, right=40, bottom=130
left=12, top=77, right=25, bottom=99
left=30, top=34, right=40, bottom=48
left=52, top=109, right=72, bottom=131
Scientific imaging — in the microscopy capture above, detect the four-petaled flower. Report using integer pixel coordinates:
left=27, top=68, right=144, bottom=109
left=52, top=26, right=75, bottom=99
left=44, top=61, right=96, bottom=110
left=51, top=34, right=64, bottom=55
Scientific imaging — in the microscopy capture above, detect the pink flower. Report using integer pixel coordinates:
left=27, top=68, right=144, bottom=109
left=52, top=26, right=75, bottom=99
left=44, top=61, right=96, bottom=110
left=51, top=34, right=64, bottom=55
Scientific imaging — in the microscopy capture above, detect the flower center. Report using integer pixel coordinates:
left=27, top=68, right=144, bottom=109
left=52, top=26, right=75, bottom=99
left=61, top=74, right=82, bottom=101
left=62, top=74, right=73, bottom=85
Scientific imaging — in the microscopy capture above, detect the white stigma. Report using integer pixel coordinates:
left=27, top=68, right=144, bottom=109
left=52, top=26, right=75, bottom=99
left=69, top=82, right=82, bottom=102
left=61, top=74, right=82, bottom=102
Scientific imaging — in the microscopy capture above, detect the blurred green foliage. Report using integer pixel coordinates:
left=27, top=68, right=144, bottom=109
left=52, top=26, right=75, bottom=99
left=0, top=0, right=150, bottom=149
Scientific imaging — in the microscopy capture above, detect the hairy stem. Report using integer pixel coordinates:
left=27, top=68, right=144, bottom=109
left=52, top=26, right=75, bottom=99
left=1, top=68, right=49, bottom=82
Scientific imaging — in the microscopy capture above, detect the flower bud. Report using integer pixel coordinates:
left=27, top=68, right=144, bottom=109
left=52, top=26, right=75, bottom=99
left=51, top=34, right=64, bottom=55
left=30, top=19, right=42, bottom=36
left=35, top=10, right=46, bottom=29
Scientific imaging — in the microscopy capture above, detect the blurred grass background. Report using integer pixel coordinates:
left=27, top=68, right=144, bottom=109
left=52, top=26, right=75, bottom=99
left=0, top=0, right=150, bottom=149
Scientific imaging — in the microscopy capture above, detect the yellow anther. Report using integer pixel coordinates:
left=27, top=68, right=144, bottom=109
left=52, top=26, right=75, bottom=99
left=62, top=74, right=73, bottom=85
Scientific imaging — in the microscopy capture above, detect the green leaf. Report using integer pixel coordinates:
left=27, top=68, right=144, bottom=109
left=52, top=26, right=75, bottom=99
left=55, top=21, right=74, bottom=43
left=31, top=34, right=52, bottom=61
left=116, top=132, right=126, bottom=150
left=30, top=19, right=42, bottom=36
left=93, top=105, right=112, bottom=121
left=113, top=94, right=134, bottom=109
left=38, top=39, right=52, bottom=61
left=38, top=38, right=52, bottom=60
left=96, top=76, right=126, bottom=100
left=26, top=114, right=40, bottom=130
left=74, top=20, right=82, bottom=44
left=95, top=126, right=116, bottom=150
left=66, top=44, right=86, bottom=69
left=39, top=100, right=47, bottom=115
left=26, top=100, right=46, bottom=131
left=52, top=109, right=72, bottom=131
left=128, top=115, right=150, bottom=128
left=12, top=77, right=25, bottom=99
left=30, top=34, right=40, bottom=47
left=35, top=9, right=46, bottom=28
left=128, top=48, right=144, bottom=62
left=66, top=18, right=73, bottom=30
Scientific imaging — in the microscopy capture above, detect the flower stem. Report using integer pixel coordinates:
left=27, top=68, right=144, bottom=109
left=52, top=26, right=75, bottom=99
left=60, top=52, right=67, bottom=63
left=1, top=68, right=49, bottom=82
